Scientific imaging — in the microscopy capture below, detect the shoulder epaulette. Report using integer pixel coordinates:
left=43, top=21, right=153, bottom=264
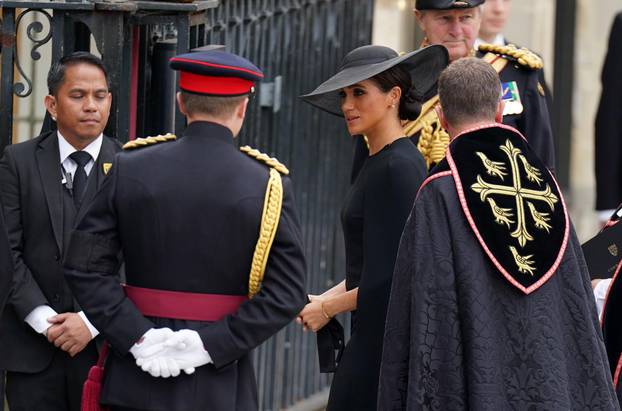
left=240, top=145, right=289, bottom=175
left=478, top=43, right=543, bottom=70
left=123, top=133, right=176, bottom=150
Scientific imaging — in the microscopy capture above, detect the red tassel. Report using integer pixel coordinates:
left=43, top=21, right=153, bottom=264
left=81, top=343, right=110, bottom=411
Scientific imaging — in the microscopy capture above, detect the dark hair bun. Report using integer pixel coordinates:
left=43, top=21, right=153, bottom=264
left=399, top=87, right=423, bottom=120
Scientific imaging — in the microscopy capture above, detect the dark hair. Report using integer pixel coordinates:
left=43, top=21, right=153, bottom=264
left=180, top=91, right=246, bottom=118
left=47, top=52, right=109, bottom=96
left=370, top=65, right=422, bottom=120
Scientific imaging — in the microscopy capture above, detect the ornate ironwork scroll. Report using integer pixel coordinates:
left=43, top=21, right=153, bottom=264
left=13, top=9, right=52, bottom=97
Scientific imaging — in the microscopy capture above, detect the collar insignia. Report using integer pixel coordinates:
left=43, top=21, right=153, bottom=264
left=102, top=163, right=112, bottom=175
left=448, top=125, right=568, bottom=294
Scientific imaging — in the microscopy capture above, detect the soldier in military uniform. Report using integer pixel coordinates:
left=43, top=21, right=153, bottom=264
left=62, top=50, right=307, bottom=411
left=351, top=0, right=555, bottom=180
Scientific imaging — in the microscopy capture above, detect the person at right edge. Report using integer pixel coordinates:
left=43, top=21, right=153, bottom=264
left=378, top=57, right=618, bottom=410
left=595, top=12, right=622, bottom=224
left=62, top=49, right=307, bottom=411
left=351, top=0, right=555, bottom=180
left=596, top=207, right=622, bottom=406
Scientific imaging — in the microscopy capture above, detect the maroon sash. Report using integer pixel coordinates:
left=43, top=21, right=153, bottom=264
left=82, top=285, right=247, bottom=411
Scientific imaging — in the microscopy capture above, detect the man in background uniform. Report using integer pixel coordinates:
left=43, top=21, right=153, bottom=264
left=351, top=0, right=554, bottom=180
left=63, top=50, right=307, bottom=411
left=475, top=0, right=553, bottom=117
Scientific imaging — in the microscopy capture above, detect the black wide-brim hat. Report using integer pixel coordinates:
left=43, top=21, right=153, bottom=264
left=300, top=44, right=449, bottom=117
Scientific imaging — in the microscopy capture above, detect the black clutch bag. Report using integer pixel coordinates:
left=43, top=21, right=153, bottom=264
left=316, top=317, right=344, bottom=373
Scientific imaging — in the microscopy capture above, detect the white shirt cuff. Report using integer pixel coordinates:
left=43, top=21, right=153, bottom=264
left=25, top=305, right=58, bottom=334
left=594, top=278, right=613, bottom=319
left=78, top=311, right=100, bottom=339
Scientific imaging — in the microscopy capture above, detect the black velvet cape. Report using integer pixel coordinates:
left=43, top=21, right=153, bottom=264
left=378, top=125, right=619, bottom=410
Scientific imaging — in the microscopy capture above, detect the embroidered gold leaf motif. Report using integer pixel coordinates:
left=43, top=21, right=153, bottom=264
left=509, top=246, right=536, bottom=276
left=527, top=202, right=552, bottom=233
left=476, top=152, right=507, bottom=180
left=518, top=154, right=543, bottom=185
left=471, top=139, right=559, bottom=255
left=487, top=198, right=514, bottom=228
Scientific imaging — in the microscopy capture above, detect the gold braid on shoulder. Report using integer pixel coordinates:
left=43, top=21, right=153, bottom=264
left=403, top=96, right=449, bottom=169
left=122, top=133, right=176, bottom=150
left=478, top=43, right=544, bottom=70
left=240, top=145, right=288, bottom=298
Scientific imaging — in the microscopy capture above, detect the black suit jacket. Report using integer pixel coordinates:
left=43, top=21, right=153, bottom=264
left=595, top=12, right=622, bottom=210
left=0, top=206, right=13, bottom=322
left=64, top=121, right=307, bottom=411
left=0, top=131, right=121, bottom=373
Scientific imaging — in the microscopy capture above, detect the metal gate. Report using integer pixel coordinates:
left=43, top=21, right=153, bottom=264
left=202, top=2, right=374, bottom=409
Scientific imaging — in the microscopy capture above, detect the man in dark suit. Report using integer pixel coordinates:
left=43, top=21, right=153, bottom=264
left=63, top=49, right=307, bottom=410
left=595, top=12, right=622, bottom=223
left=0, top=52, right=121, bottom=411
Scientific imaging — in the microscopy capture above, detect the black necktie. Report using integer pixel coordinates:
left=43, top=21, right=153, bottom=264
left=69, top=151, right=92, bottom=207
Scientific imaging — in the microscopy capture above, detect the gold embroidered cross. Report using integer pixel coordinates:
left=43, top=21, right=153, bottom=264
left=471, top=140, right=558, bottom=274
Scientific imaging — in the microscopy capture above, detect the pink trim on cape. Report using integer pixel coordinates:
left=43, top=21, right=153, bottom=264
left=417, top=171, right=452, bottom=200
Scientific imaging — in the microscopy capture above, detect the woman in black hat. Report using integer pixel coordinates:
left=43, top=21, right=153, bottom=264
left=298, top=44, right=448, bottom=410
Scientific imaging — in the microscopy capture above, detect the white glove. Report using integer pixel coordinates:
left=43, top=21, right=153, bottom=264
left=129, top=328, right=174, bottom=364
left=140, top=329, right=212, bottom=376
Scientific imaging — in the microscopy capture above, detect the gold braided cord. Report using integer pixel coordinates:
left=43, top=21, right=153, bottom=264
left=123, top=133, right=176, bottom=150
left=478, top=43, right=543, bottom=70
left=239, top=146, right=289, bottom=175
left=402, top=95, right=449, bottom=169
left=248, top=168, right=283, bottom=298
left=402, top=45, right=520, bottom=169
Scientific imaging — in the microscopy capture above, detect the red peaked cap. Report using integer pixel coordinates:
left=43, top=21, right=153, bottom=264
left=170, top=50, right=264, bottom=96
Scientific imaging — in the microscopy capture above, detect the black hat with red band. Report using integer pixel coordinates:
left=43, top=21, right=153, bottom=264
left=170, top=50, right=264, bottom=96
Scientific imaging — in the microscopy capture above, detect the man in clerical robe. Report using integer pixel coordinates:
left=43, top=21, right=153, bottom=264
left=377, top=57, right=619, bottom=410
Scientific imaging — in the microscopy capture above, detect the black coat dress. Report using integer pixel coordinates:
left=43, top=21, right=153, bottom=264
left=326, top=137, right=426, bottom=411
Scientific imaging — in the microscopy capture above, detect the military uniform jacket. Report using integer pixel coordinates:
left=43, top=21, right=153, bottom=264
left=63, top=121, right=307, bottom=411
left=490, top=51, right=555, bottom=172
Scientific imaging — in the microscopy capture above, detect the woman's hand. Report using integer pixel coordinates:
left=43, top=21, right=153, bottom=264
left=296, top=295, right=331, bottom=332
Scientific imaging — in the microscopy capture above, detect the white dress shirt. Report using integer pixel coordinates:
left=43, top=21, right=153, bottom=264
left=23, top=132, right=104, bottom=339
left=594, top=278, right=613, bottom=319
